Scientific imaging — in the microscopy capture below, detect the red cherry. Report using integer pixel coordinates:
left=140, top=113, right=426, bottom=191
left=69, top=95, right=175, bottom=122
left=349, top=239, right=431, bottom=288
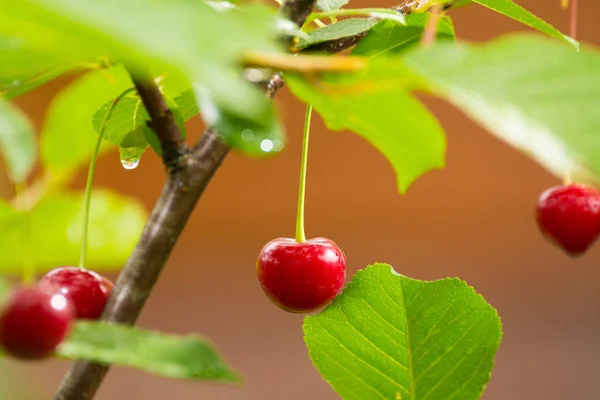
left=0, top=287, right=73, bottom=360
left=38, top=267, right=113, bottom=320
left=257, top=237, right=346, bottom=313
left=536, top=183, right=600, bottom=256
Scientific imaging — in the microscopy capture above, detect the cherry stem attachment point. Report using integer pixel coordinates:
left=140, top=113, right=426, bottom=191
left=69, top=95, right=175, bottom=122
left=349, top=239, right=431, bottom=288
left=295, top=103, right=313, bottom=243
left=79, top=87, right=136, bottom=270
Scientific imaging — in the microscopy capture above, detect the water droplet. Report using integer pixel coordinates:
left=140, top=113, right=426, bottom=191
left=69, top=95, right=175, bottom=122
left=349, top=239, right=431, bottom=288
left=119, top=147, right=144, bottom=170
left=260, top=139, right=274, bottom=152
left=121, top=158, right=140, bottom=170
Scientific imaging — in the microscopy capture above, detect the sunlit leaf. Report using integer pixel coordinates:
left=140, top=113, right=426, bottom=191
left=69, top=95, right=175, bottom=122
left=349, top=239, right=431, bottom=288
left=404, top=34, right=600, bottom=183
left=304, top=263, right=502, bottom=400
left=471, top=0, right=577, bottom=48
left=286, top=68, right=445, bottom=193
left=2, top=0, right=285, bottom=124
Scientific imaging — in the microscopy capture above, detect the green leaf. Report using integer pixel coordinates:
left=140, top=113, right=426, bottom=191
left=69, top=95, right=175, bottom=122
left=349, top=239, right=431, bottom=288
left=317, top=0, right=349, bottom=12
left=403, top=34, right=600, bottom=184
left=351, top=15, right=455, bottom=57
left=57, top=321, right=241, bottom=383
left=0, top=34, right=89, bottom=100
left=286, top=71, right=445, bottom=193
left=0, top=189, right=146, bottom=274
left=41, top=66, right=133, bottom=172
left=471, top=0, right=577, bottom=49
left=298, top=19, right=379, bottom=50
left=2, top=0, right=284, bottom=124
left=196, top=85, right=285, bottom=157
left=93, top=92, right=187, bottom=161
left=0, top=98, right=36, bottom=182
left=304, top=263, right=502, bottom=400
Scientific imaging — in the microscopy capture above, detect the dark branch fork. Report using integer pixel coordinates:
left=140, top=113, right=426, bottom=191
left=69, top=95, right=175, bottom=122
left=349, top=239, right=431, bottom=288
left=53, top=1, right=315, bottom=400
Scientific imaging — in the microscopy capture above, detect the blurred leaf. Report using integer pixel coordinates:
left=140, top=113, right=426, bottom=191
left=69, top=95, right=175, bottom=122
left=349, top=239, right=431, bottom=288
left=316, top=0, right=349, bottom=12
left=196, top=85, right=285, bottom=157
left=286, top=69, right=445, bottom=193
left=0, top=98, right=36, bottom=182
left=58, top=321, right=241, bottom=383
left=0, top=189, right=146, bottom=274
left=351, top=15, right=455, bottom=57
left=298, top=19, right=378, bottom=50
left=2, top=0, right=284, bottom=124
left=304, top=263, right=502, bottom=400
left=403, top=34, right=600, bottom=184
left=0, top=34, right=90, bottom=100
left=41, top=66, right=134, bottom=172
left=471, top=0, right=577, bottom=48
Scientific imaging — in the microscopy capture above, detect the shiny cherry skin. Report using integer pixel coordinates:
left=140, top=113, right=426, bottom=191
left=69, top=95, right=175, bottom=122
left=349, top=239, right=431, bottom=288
left=0, top=287, right=73, bottom=360
left=536, top=183, right=600, bottom=256
left=257, top=237, right=346, bottom=313
left=38, top=267, right=113, bottom=320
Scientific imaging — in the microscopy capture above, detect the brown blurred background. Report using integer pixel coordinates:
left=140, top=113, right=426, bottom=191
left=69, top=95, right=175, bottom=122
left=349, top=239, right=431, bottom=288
left=2, top=1, right=600, bottom=399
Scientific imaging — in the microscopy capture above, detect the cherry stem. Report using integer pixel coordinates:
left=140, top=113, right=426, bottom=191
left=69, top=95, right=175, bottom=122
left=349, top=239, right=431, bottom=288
left=295, top=103, right=313, bottom=243
left=15, top=182, right=34, bottom=285
left=79, top=88, right=136, bottom=270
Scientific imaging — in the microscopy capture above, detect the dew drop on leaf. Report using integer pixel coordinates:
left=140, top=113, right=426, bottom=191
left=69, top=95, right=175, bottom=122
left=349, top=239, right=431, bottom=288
left=120, top=158, right=140, bottom=170
left=119, top=147, right=143, bottom=170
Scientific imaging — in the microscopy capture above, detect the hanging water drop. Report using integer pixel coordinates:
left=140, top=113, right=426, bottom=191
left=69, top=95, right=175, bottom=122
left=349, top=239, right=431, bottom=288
left=119, top=147, right=144, bottom=170
left=120, top=158, right=140, bottom=170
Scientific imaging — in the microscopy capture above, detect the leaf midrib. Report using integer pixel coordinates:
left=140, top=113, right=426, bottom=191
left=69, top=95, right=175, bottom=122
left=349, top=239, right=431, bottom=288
left=399, top=278, right=416, bottom=400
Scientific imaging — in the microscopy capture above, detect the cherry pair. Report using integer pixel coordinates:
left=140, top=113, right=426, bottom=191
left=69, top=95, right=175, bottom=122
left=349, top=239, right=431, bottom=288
left=0, top=267, right=113, bottom=360
left=537, top=183, right=600, bottom=256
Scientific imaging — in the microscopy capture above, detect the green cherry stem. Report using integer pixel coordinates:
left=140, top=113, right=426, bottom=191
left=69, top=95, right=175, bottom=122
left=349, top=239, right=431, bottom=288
left=79, top=87, right=136, bottom=269
left=295, top=103, right=313, bottom=243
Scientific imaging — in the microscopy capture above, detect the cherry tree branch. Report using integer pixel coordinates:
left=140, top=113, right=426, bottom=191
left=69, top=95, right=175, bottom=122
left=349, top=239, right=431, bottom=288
left=53, top=0, right=313, bottom=398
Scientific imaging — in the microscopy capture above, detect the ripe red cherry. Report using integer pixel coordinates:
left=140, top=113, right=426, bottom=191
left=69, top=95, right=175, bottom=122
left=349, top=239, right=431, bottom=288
left=257, top=237, right=346, bottom=313
left=0, top=287, right=73, bottom=360
left=536, top=183, right=600, bottom=256
left=38, top=267, right=113, bottom=320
